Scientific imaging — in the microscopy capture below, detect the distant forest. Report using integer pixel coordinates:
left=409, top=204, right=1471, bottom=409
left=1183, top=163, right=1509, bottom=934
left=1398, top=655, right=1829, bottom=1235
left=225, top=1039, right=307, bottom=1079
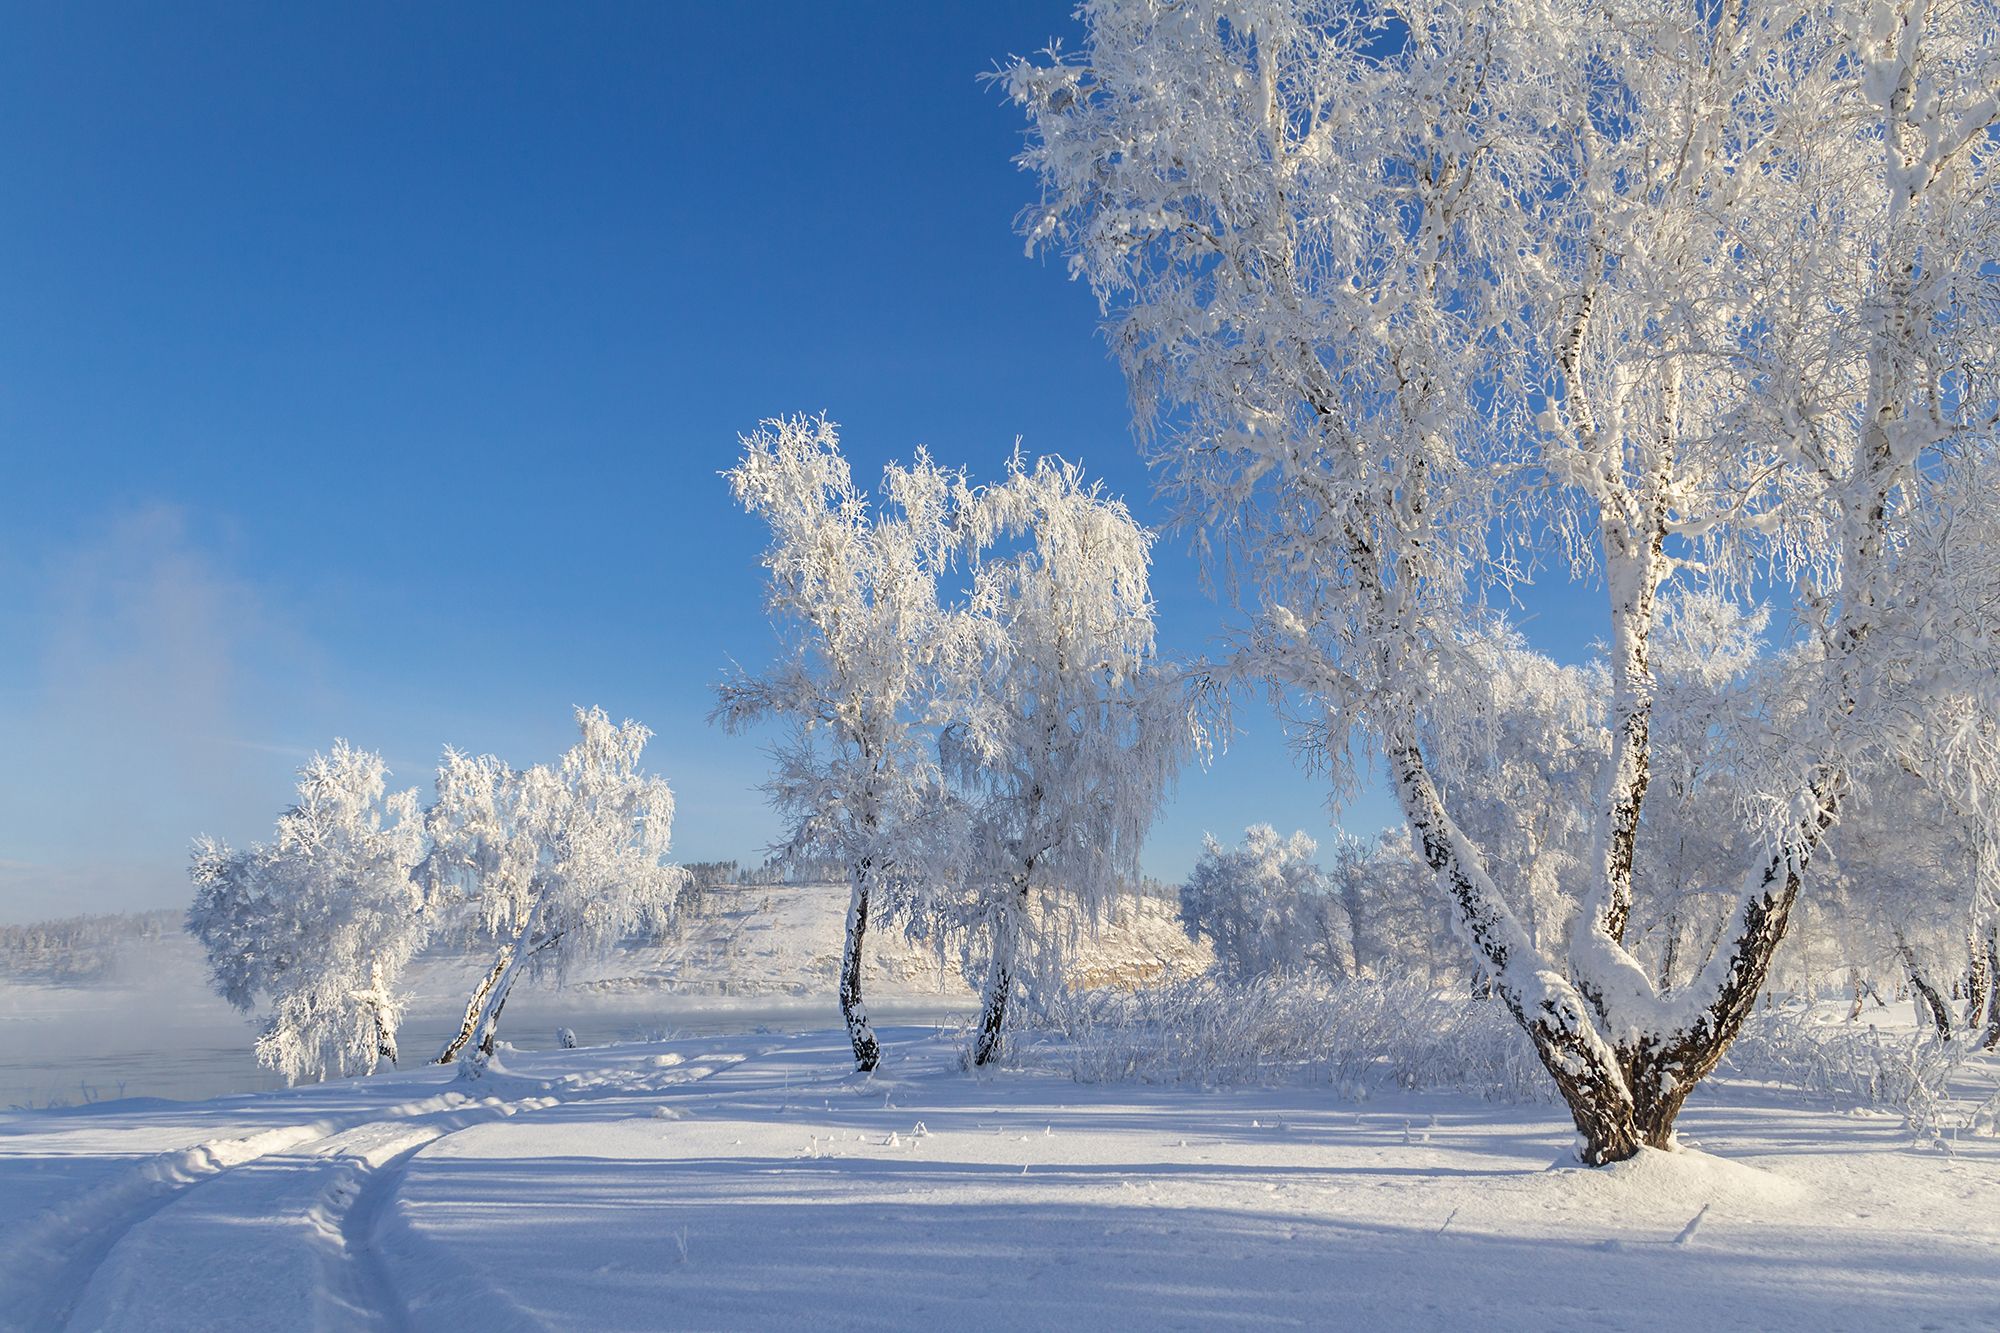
left=0, top=909, right=181, bottom=983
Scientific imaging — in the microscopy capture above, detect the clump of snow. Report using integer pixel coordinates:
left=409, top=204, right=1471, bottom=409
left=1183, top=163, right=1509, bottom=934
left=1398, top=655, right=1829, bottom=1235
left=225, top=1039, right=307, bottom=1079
left=1547, top=1144, right=1811, bottom=1213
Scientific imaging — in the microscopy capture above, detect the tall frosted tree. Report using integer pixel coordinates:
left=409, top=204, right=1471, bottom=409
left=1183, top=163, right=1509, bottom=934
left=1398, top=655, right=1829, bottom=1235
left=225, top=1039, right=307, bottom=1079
left=187, top=742, right=427, bottom=1084
left=1007, top=0, right=2000, bottom=1161
left=940, top=453, right=1195, bottom=1065
left=426, top=707, right=684, bottom=1074
left=716, top=415, right=958, bottom=1071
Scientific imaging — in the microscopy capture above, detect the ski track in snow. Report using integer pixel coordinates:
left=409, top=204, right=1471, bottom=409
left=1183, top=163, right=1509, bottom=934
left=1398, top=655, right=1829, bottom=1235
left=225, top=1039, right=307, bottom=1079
left=1, top=1047, right=761, bottom=1333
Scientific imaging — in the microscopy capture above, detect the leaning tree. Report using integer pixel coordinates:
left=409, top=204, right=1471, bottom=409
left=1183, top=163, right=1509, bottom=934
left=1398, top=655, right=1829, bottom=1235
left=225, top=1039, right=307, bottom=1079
left=716, top=416, right=960, bottom=1071
left=426, top=707, right=684, bottom=1074
left=1007, top=0, right=2000, bottom=1161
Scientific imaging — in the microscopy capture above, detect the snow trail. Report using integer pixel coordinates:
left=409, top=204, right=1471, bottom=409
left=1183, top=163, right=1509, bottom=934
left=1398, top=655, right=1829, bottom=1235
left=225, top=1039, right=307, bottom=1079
left=5, top=1045, right=757, bottom=1332
left=0, top=1090, right=476, bottom=1333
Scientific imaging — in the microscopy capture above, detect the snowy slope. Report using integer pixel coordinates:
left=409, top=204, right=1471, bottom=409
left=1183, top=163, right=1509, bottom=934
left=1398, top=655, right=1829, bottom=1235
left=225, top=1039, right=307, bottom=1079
left=3, top=1027, right=1996, bottom=1332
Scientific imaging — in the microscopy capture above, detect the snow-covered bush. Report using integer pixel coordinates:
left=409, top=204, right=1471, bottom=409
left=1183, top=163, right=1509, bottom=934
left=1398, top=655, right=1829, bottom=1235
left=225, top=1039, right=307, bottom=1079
left=1028, top=974, right=1552, bottom=1103
left=1180, top=826, right=1347, bottom=984
left=1181, top=824, right=1464, bottom=989
left=187, top=742, right=427, bottom=1084
left=1724, top=1005, right=2000, bottom=1146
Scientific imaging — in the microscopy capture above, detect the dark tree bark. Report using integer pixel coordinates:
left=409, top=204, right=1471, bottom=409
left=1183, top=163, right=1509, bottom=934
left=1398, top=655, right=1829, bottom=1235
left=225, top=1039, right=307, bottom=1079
left=1897, top=933, right=1954, bottom=1038
left=971, top=884, right=1029, bottom=1068
left=1981, top=930, right=2000, bottom=1052
left=1657, top=908, right=1692, bottom=994
left=840, top=864, right=880, bottom=1072
left=1392, top=725, right=1836, bottom=1164
left=1963, top=931, right=1991, bottom=1032
left=457, top=928, right=562, bottom=1074
left=436, top=951, right=511, bottom=1064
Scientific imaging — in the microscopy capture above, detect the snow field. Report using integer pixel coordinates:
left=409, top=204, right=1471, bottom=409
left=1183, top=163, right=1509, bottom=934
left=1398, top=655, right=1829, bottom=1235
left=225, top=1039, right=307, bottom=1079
left=4, top=1027, right=1997, bottom=1331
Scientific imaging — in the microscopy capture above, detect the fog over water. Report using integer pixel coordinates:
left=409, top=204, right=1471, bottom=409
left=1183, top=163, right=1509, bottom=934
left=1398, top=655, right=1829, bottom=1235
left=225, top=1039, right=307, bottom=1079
left=0, top=927, right=973, bottom=1109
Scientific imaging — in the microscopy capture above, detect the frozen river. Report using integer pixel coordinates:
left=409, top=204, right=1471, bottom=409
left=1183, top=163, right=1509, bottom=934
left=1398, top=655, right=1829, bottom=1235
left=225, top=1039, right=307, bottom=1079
left=0, top=948, right=972, bottom=1109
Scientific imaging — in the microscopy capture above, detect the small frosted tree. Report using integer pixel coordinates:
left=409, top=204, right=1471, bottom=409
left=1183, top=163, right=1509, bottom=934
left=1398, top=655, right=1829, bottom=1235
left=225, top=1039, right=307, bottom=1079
left=941, top=453, right=1196, bottom=1066
left=1181, top=826, right=1343, bottom=984
left=187, top=742, right=426, bottom=1084
left=715, top=415, right=958, bottom=1071
left=426, top=707, right=684, bottom=1074
left=1008, top=0, right=2000, bottom=1161
left=1184, top=824, right=1457, bottom=986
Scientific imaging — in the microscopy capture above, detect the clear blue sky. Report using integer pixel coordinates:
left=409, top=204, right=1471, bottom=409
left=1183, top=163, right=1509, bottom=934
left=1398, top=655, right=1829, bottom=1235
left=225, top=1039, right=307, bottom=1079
left=0, top=4, right=1599, bottom=923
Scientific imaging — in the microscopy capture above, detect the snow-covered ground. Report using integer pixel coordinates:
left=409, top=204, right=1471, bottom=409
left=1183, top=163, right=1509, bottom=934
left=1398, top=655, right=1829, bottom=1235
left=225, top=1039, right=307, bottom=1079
left=3, top=1025, right=1997, bottom=1332
left=8, top=893, right=1994, bottom=1329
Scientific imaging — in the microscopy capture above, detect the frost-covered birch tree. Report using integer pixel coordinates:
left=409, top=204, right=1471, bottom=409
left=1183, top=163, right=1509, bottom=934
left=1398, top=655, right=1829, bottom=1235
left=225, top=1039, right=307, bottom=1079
left=940, top=453, right=1196, bottom=1065
left=715, top=415, right=958, bottom=1071
left=1181, top=825, right=1344, bottom=984
left=1006, top=0, right=2000, bottom=1161
left=187, top=742, right=427, bottom=1084
left=425, top=707, right=683, bottom=1074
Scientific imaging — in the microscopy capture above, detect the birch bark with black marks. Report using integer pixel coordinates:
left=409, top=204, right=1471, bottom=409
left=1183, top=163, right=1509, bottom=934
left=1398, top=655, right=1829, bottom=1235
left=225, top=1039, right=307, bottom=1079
left=840, top=864, right=880, bottom=1071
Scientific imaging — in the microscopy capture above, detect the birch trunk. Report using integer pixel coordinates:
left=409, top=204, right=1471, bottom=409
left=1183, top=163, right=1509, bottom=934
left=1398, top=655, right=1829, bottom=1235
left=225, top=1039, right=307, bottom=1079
left=840, top=864, right=880, bottom=1072
left=1897, top=932, right=1954, bottom=1038
left=436, top=949, right=512, bottom=1065
left=461, top=921, right=561, bottom=1077
left=1981, top=930, right=2000, bottom=1052
left=971, top=884, right=1028, bottom=1068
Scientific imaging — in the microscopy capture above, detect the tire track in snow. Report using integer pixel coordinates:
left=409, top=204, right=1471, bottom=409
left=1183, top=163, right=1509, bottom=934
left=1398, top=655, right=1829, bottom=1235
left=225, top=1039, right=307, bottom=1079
left=0, top=1090, right=484, bottom=1333
left=36, top=1048, right=758, bottom=1332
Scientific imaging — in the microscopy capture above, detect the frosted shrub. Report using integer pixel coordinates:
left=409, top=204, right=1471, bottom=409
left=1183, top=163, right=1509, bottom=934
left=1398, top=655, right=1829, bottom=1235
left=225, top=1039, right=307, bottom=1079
left=1027, top=975, right=1553, bottom=1103
left=1725, top=1004, right=2000, bottom=1146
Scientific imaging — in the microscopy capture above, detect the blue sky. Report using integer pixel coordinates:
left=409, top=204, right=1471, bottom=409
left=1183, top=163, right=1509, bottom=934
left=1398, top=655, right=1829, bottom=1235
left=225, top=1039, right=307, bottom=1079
left=0, top=4, right=1600, bottom=923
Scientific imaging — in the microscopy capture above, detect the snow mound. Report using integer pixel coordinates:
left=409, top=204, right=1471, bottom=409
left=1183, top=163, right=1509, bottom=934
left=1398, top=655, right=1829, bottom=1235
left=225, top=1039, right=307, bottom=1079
left=1549, top=1144, right=1810, bottom=1212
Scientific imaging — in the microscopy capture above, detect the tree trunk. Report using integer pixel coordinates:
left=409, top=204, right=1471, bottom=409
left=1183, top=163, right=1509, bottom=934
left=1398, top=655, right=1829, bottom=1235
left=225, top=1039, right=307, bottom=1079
left=1981, top=930, right=2000, bottom=1052
left=460, top=925, right=561, bottom=1077
left=1964, top=932, right=1991, bottom=1032
left=1386, top=738, right=1644, bottom=1165
left=362, top=963, right=398, bottom=1069
left=840, top=866, right=880, bottom=1072
left=1897, top=933, right=1953, bottom=1038
left=1626, top=836, right=1820, bottom=1149
left=971, top=886, right=1027, bottom=1068
left=373, top=1009, right=399, bottom=1068
left=436, top=950, right=512, bottom=1064
left=1659, top=910, right=1684, bottom=993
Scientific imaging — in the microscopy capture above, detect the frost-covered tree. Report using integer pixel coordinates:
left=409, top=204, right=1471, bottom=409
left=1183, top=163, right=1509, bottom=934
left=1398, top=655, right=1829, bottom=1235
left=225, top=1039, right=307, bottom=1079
left=940, top=453, right=1196, bottom=1065
left=1007, top=0, right=2000, bottom=1161
left=715, top=415, right=959, bottom=1071
left=1810, top=741, right=2000, bottom=1040
left=426, top=707, right=683, bottom=1074
left=187, top=742, right=426, bottom=1084
left=1181, top=825, right=1343, bottom=984
left=1184, top=823, right=1458, bottom=986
